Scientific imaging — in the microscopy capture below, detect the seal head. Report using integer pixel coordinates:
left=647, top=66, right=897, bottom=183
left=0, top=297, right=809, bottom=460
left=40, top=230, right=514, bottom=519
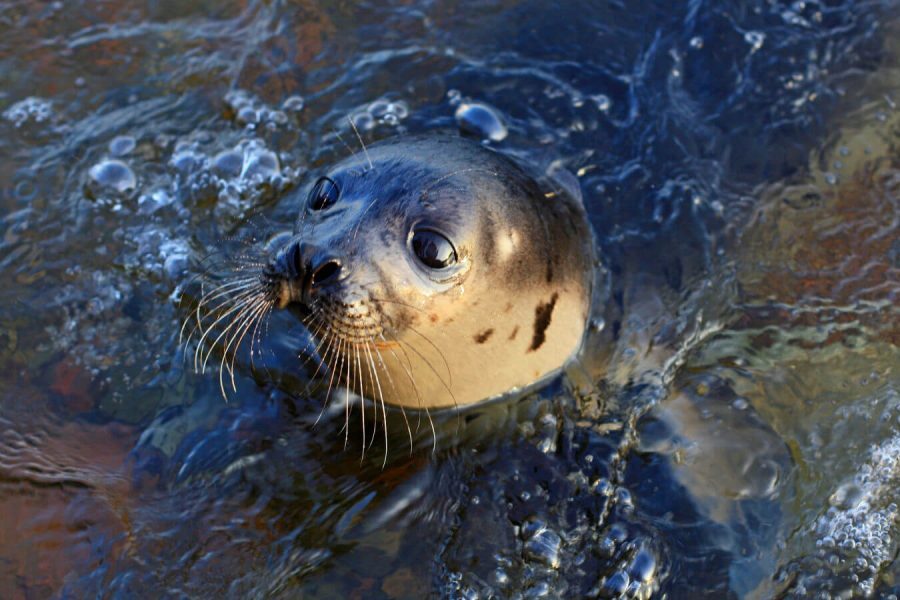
left=266, top=135, right=594, bottom=410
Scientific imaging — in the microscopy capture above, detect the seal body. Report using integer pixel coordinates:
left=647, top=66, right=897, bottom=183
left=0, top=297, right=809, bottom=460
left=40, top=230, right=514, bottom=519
left=268, top=135, right=595, bottom=410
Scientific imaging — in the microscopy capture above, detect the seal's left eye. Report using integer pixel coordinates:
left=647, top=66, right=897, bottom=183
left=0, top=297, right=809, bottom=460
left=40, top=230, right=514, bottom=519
left=309, top=177, right=339, bottom=210
left=412, top=229, right=457, bottom=269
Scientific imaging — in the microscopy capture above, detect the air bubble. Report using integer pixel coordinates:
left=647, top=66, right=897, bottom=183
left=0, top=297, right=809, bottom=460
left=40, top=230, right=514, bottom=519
left=455, top=102, right=508, bottom=142
left=522, top=525, right=562, bottom=568
left=599, top=571, right=629, bottom=597
left=592, top=94, right=612, bottom=112
left=369, top=100, right=390, bottom=118
left=138, top=189, right=175, bottom=214
left=744, top=31, right=765, bottom=52
left=282, top=96, right=305, bottom=112
left=351, top=112, right=375, bottom=132
left=13, top=177, right=37, bottom=202
left=109, top=135, right=136, bottom=157
left=388, top=102, right=409, bottom=119
left=237, top=106, right=260, bottom=125
left=171, top=148, right=205, bottom=174
left=88, top=159, right=137, bottom=195
left=3, top=97, right=54, bottom=128
left=628, top=548, right=656, bottom=583
left=224, top=89, right=297, bottom=131
left=829, top=482, right=863, bottom=510
left=213, top=149, right=244, bottom=178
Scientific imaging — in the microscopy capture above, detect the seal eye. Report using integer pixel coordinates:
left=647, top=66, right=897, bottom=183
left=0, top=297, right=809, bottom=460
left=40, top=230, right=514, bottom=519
left=411, top=229, right=457, bottom=269
left=308, top=177, right=339, bottom=211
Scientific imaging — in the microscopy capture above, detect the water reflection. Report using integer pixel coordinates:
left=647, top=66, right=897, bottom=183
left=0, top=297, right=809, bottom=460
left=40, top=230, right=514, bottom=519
left=0, top=0, right=897, bottom=597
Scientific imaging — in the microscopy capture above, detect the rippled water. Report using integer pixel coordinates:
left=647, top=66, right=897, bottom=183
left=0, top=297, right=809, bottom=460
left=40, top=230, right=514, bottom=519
left=1, top=0, right=898, bottom=597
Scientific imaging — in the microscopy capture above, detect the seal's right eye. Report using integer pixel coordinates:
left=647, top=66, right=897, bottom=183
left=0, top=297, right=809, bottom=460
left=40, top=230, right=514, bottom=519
left=412, top=229, right=457, bottom=269
left=308, top=177, right=340, bottom=210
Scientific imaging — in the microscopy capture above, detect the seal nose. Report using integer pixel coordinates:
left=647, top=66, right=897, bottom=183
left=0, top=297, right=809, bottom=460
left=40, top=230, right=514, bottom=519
left=273, top=240, right=343, bottom=302
left=272, top=241, right=304, bottom=280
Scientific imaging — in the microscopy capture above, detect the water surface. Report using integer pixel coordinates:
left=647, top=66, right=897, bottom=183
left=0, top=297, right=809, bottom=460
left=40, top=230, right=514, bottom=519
left=0, top=0, right=898, bottom=597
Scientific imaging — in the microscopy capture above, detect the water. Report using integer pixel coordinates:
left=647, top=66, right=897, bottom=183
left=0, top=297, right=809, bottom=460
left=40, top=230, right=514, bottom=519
left=0, top=0, right=898, bottom=597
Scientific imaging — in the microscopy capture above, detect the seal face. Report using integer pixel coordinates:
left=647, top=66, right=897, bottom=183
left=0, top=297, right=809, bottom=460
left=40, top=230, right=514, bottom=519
left=265, top=135, right=595, bottom=410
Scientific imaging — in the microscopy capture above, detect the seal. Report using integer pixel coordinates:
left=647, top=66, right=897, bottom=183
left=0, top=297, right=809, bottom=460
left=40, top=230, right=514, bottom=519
left=264, top=135, right=595, bottom=410
left=190, top=135, right=595, bottom=413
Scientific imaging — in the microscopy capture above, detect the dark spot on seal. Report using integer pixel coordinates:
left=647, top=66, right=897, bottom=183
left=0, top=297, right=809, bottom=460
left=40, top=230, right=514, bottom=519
left=528, top=293, right=558, bottom=352
left=429, top=313, right=440, bottom=323
left=508, top=325, right=519, bottom=340
left=504, top=302, right=513, bottom=313
left=474, top=328, right=494, bottom=344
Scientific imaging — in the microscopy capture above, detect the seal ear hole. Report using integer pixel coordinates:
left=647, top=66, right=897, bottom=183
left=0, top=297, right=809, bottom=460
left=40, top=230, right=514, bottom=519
left=411, top=229, right=457, bottom=269
left=309, top=177, right=340, bottom=211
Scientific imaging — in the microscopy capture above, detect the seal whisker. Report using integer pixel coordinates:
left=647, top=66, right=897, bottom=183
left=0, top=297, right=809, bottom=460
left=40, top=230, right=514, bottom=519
left=384, top=332, right=438, bottom=453
left=188, top=278, right=261, bottom=343
left=352, top=196, right=379, bottom=241
left=214, top=293, right=268, bottom=383
left=248, top=296, right=275, bottom=371
left=348, top=115, right=374, bottom=171
left=354, top=342, right=367, bottom=459
left=368, top=297, right=428, bottom=315
left=199, top=289, right=266, bottom=376
left=218, top=298, right=270, bottom=398
left=191, top=287, right=259, bottom=372
left=332, top=128, right=359, bottom=163
left=359, top=341, right=378, bottom=453
left=363, top=341, right=390, bottom=467
left=328, top=335, right=349, bottom=444
left=371, top=341, right=413, bottom=454
left=223, top=298, right=272, bottom=395
left=307, top=319, right=338, bottom=395
left=393, top=334, right=456, bottom=406
left=194, top=286, right=267, bottom=373
left=403, top=324, right=453, bottom=390
left=311, top=322, right=343, bottom=428
left=221, top=298, right=262, bottom=387
left=196, top=277, right=260, bottom=310
left=379, top=331, right=435, bottom=445
left=179, top=277, right=258, bottom=346
left=310, top=339, right=336, bottom=426
left=298, top=314, right=330, bottom=372
left=420, top=168, right=498, bottom=197
left=343, top=337, right=353, bottom=450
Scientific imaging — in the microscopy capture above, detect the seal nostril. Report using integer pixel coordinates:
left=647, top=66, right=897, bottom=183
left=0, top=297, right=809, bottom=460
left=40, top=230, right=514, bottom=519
left=289, top=243, right=303, bottom=278
left=311, top=259, right=341, bottom=287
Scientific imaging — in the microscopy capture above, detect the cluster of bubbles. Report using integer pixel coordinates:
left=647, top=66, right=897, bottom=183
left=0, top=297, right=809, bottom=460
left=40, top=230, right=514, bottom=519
left=595, top=543, right=658, bottom=599
left=169, top=137, right=298, bottom=214
left=349, top=97, right=410, bottom=131
left=778, top=0, right=827, bottom=28
left=2, top=96, right=54, bottom=128
left=445, top=405, right=660, bottom=599
left=224, top=89, right=305, bottom=132
left=808, top=428, right=900, bottom=596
